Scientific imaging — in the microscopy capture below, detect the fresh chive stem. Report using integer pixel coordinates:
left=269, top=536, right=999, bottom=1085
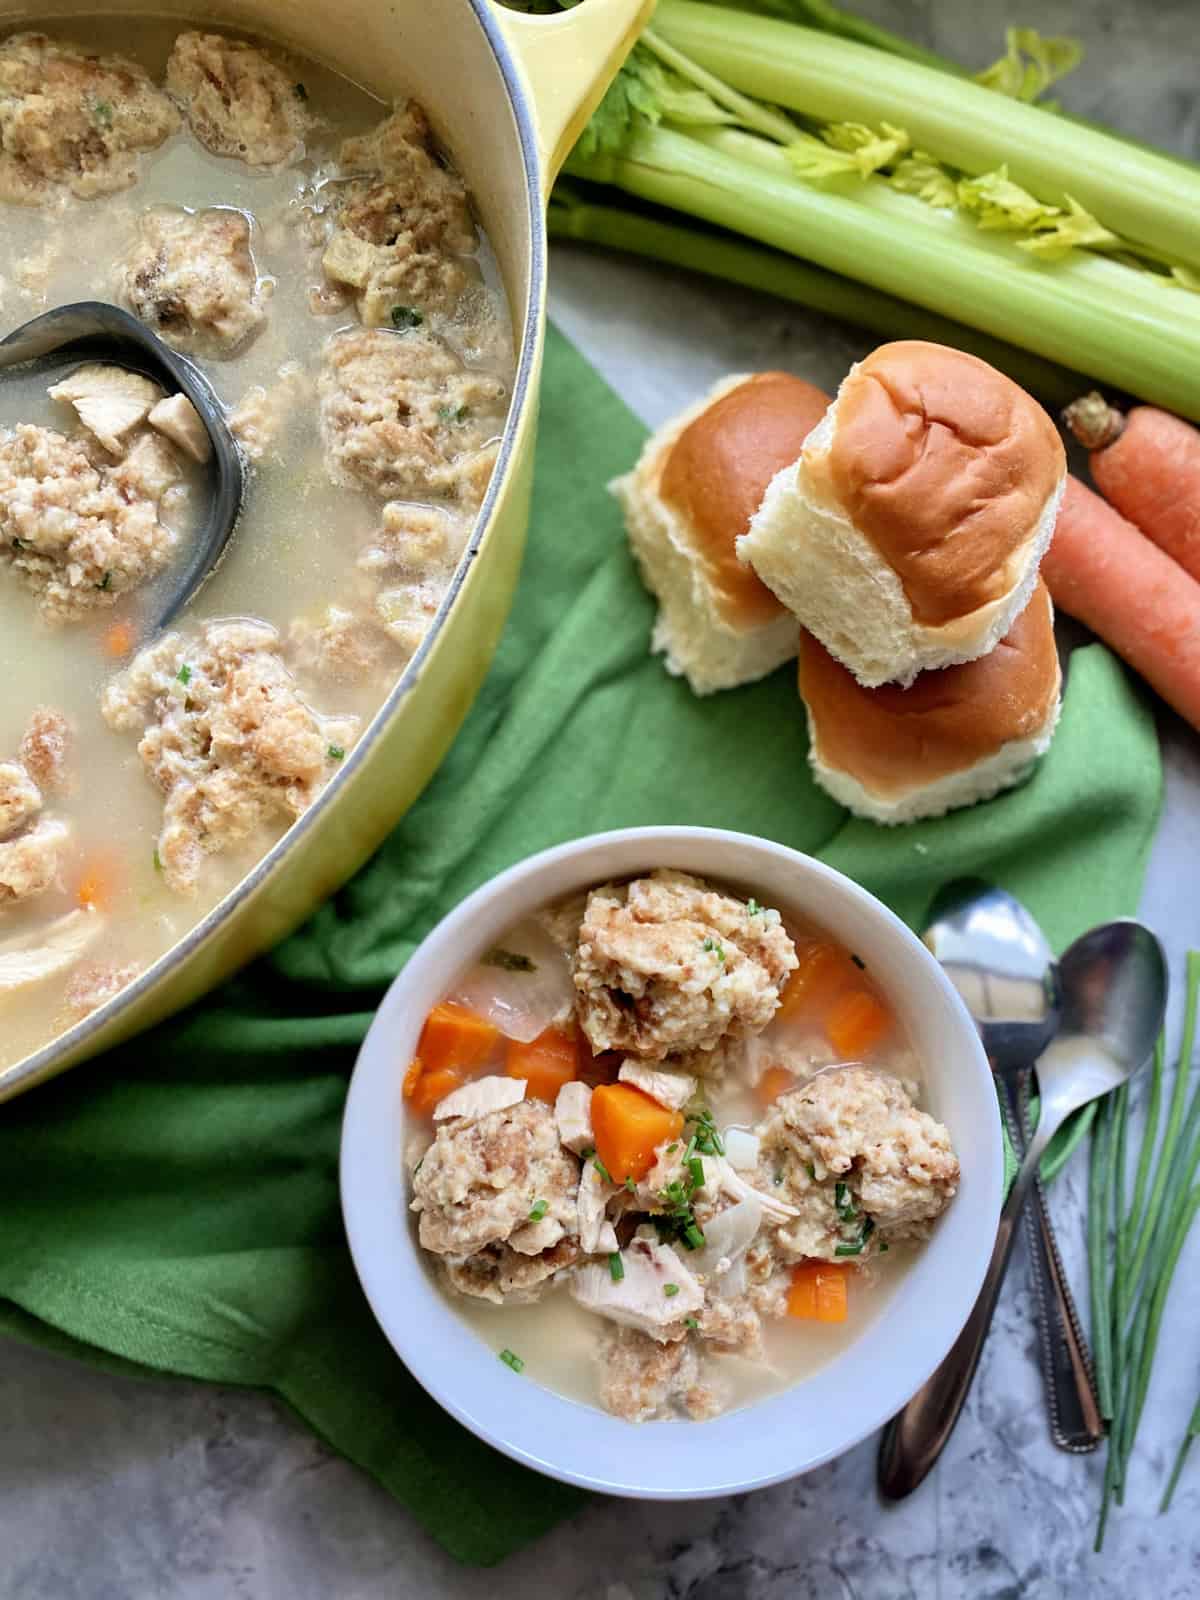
left=1124, top=1036, right=1165, bottom=1256
left=1161, top=1391, right=1200, bottom=1513
left=1088, top=1092, right=1114, bottom=1420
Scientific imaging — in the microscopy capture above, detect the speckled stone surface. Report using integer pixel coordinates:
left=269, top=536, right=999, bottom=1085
left=4, top=3, right=1200, bottom=1596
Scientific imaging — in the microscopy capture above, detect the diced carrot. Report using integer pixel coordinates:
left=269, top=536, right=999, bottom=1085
left=787, top=1261, right=850, bottom=1323
left=416, top=1001, right=499, bottom=1077
left=402, top=1057, right=424, bottom=1100
left=825, top=989, right=891, bottom=1058
left=506, top=1027, right=577, bottom=1102
left=775, top=941, right=859, bottom=1024
left=102, top=619, right=136, bottom=658
left=76, top=853, right=120, bottom=912
left=755, top=1065, right=797, bottom=1106
left=1043, top=476, right=1200, bottom=734
left=591, top=1082, right=685, bottom=1184
left=409, top=1066, right=464, bottom=1116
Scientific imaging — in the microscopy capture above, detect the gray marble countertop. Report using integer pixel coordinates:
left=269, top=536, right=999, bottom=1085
left=5, top=3, right=1200, bottom=1596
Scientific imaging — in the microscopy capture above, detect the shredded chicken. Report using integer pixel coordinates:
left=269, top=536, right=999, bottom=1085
left=0, top=423, right=180, bottom=620
left=0, top=33, right=177, bottom=206
left=48, top=364, right=164, bottom=456
left=147, top=394, right=211, bottom=464
left=554, top=1080, right=594, bottom=1155
left=572, top=871, right=798, bottom=1062
left=165, top=32, right=310, bottom=168
left=100, top=620, right=355, bottom=894
left=571, top=1234, right=704, bottom=1338
left=318, top=326, right=506, bottom=507
left=116, top=206, right=268, bottom=356
left=617, top=1061, right=697, bottom=1111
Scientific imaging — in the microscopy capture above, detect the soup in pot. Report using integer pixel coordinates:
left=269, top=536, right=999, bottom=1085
left=402, top=870, right=961, bottom=1422
left=0, top=19, right=515, bottom=1069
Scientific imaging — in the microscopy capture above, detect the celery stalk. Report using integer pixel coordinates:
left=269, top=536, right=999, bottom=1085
left=547, top=188, right=1082, bottom=404
left=654, top=0, right=1200, bottom=272
left=565, top=124, right=1200, bottom=419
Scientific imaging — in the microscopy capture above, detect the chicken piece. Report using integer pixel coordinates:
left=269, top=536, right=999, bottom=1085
left=0, top=908, right=101, bottom=991
left=228, top=362, right=311, bottom=462
left=165, top=32, right=310, bottom=168
left=48, top=364, right=164, bottom=456
left=755, top=1068, right=959, bottom=1260
left=0, top=424, right=179, bottom=620
left=0, top=761, right=41, bottom=838
left=572, top=870, right=798, bottom=1062
left=0, top=816, right=69, bottom=903
left=117, top=206, right=268, bottom=357
left=318, top=326, right=507, bottom=508
left=101, top=620, right=355, bottom=894
left=0, top=33, right=178, bottom=206
left=506, top=1213, right=566, bottom=1256
left=147, top=394, right=211, bottom=465
left=18, top=707, right=71, bottom=794
left=598, top=1326, right=722, bottom=1423
left=434, top=1074, right=525, bottom=1124
left=554, top=1080, right=594, bottom=1155
left=411, top=1098, right=579, bottom=1259
left=64, top=958, right=141, bottom=1018
left=287, top=602, right=394, bottom=684
left=442, top=1235, right=580, bottom=1306
left=577, top=1156, right=619, bottom=1255
left=571, top=1234, right=704, bottom=1338
left=617, top=1061, right=696, bottom=1112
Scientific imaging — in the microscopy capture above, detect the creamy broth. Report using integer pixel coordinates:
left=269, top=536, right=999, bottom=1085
left=406, top=875, right=959, bottom=1424
left=0, top=18, right=514, bottom=1068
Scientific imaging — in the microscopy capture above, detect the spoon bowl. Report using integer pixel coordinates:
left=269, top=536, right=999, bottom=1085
left=0, top=300, right=244, bottom=629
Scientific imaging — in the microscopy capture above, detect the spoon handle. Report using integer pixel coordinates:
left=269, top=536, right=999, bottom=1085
left=1016, top=1076, right=1105, bottom=1452
left=877, top=1127, right=1048, bottom=1499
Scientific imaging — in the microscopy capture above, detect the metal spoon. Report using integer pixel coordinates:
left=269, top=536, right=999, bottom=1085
left=0, top=301, right=244, bottom=629
left=920, top=882, right=1103, bottom=1453
left=878, top=917, right=1167, bottom=1499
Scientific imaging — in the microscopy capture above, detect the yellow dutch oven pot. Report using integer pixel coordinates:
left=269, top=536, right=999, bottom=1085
left=0, top=0, right=653, bottom=1102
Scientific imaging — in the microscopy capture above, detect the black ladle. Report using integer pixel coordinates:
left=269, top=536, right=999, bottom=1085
left=0, top=301, right=245, bottom=629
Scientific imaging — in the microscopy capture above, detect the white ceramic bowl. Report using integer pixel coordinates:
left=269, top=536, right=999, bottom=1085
left=340, top=827, right=1002, bottom=1497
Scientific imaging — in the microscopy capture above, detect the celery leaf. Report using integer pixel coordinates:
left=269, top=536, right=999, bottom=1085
left=975, top=27, right=1084, bottom=105
left=956, top=166, right=1061, bottom=231
left=889, top=152, right=958, bottom=208
left=1016, top=195, right=1121, bottom=259
left=787, top=121, right=909, bottom=182
left=573, top=48, right=664, bottom=160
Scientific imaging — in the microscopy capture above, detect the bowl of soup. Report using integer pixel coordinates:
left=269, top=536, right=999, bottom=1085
left=0, top=0, right=651, bottom=1101
left=340, top=826, right=1003, bottom=1495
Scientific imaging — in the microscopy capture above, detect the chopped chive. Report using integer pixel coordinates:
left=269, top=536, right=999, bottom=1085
left=391, top=304, right=423, bottom=329
left=499, top=1348, right=524, bottom=1373
left=11, top=536, right=28, bottom=550
left=702, top=936, right=725, bottom=963
left=682, top=1223, right=705, bottom=1251
left=664, top=1283, right=680, bottom=1297
left=773, top=1169, right=784, bottom=1185
left=688, top=1155, right=705, bottom=1191
left=528, top=1198, right=548, bottom=1222
left=327, top=743, right=346, bottom=761
left=666, top=1142, right=679, bottom=1153
left=684, top=1316, right=699, bottom=1330
left=608, top=1252, right=624, bottom=1282
left=92, top=99, right=113, bottom=127
left=482, top=947, right=536, bottom=973
left=746, top=897, right=762, bottom=916
left=805, top=1161, right=817, bottom=1180
left=592, top=1152, right=612, bottom=1184
left=879, top=1239, right=890, bottom=1253
left=152, top=847, right=163, bottom=873
left=293, top=81, right=308, bottom=101
left=97, top=570, right=112, bottom=592
left=176, top=664, right=192, bottom=685
left=835, top=1241, right=865, bottom=1257
left=437, top=403, right=469, bottom=423
left=624, top=1176, right=636, bottom=1193
left=835, top=1181, right=857, bottom=1221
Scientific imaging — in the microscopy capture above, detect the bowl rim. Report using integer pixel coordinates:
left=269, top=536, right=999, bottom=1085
left=340, top=825, right=1003, bottom=1498
left=1, top=0, right=548, bottom=1100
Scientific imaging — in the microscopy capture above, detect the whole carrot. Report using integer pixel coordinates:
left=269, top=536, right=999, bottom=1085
left=1064, top=393, right=1200, bottom=584
left=1042, top=476, right=1200, bottom=734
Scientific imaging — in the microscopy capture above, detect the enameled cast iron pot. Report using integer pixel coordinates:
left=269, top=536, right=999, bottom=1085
left=0, top=0, right=652, bottom=1101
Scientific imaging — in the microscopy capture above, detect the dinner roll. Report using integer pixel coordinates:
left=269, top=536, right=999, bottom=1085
left=612, top=371, right=830, bottom=694
left=738, top=341, right=1066, bottom=687
left=799, top=579, right=1061, bottom=824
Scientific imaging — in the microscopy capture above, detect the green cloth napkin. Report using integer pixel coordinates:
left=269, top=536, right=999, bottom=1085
left=0, top=327, right=1163, bottom=1566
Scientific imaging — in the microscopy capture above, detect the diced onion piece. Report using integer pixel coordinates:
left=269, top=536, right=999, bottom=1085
left=448, top=917, right=575, bottom=1044
left=689, top=1194, right=763, bottom=1279
left=723, top=1127, right=761, bottom=1172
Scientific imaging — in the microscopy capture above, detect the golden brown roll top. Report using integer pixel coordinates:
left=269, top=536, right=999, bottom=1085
left=658, top=370, right=830, bottom=629
left=814, top=341, right=1066, bottom=627
left=799, top=580, right=1061, bottom=798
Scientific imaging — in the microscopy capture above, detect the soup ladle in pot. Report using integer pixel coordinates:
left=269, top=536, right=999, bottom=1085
left=920, top=883, right=1103, bottom=1454
left=0, top=301, right=245, bottom=630
left=878, top=916, right=1167, bottom=1499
